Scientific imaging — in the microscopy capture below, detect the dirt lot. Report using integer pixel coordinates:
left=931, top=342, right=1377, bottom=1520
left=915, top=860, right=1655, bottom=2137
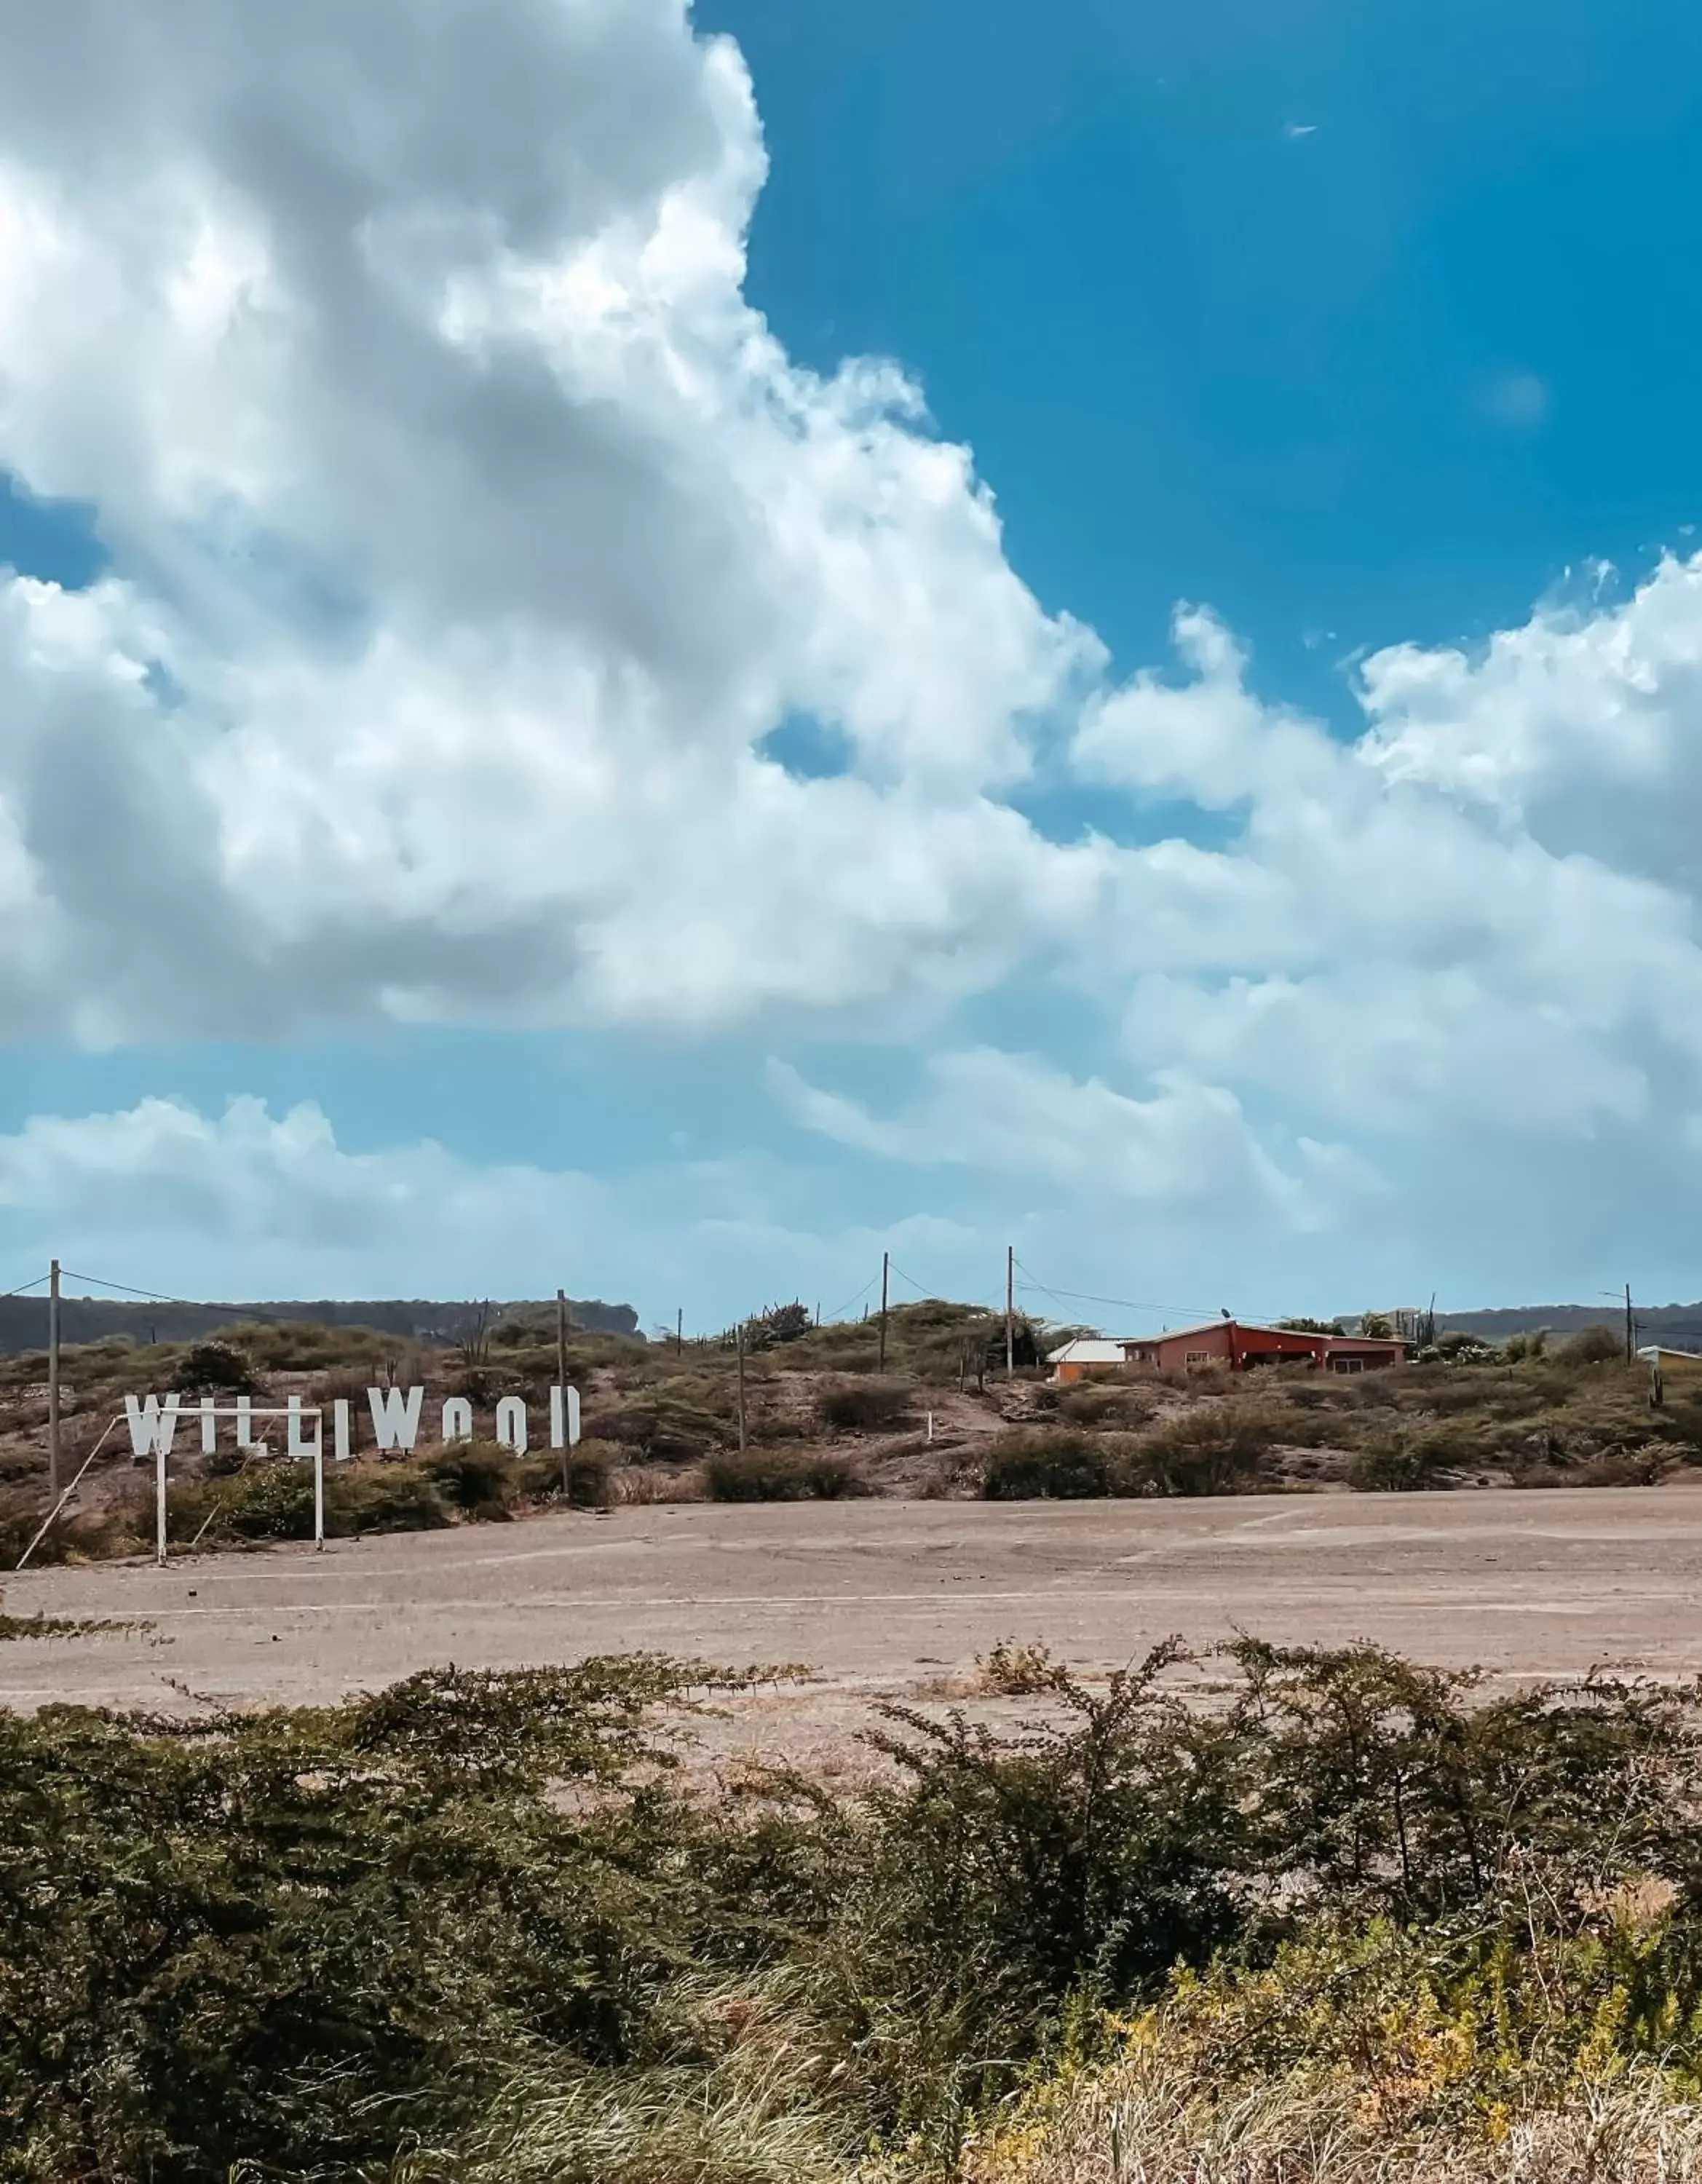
left=6, top=1487, right=1702, bottom=1769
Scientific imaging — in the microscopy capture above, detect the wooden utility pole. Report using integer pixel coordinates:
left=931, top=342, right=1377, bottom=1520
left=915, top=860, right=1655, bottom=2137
left=47, top=1259, right=60, bottom=1500
left=878, top=1251, right=889, bottom=1372
left=556, top=1289, right=571, bottom=1495
left=736, top=1321, right=748, bottom=1450
left=1005, top=1245, right=1016, bottom=1377
left=676, top=1306, right=683, bottom=1356
left=1626, top=1282, right=1635, bottom=1366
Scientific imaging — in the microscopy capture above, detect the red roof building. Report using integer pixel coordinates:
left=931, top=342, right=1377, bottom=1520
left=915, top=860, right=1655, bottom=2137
left=1120, top=1320, right=1406, bottom=1375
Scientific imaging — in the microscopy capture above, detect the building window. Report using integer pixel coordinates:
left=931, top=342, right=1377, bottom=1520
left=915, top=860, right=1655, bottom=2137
left=1184, top=1350, right=1211, bottom=1367
left=1330, top=1356, right=1364, bottom=1374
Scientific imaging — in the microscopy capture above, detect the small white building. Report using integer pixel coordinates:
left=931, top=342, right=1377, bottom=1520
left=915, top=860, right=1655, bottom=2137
left=1639, top=1344, right=1702, bottom=1383
left=1046, top=1337, right=1130, bottom=1383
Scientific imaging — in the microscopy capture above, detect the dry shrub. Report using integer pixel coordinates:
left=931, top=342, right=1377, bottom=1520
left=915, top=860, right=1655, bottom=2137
left=1056, top=1382, right=1160, bottom=1430
left=815, top=1378, right=914, bottom=1433
left=611, top=1464, right=703, bottom=1506
left=977, top=1639, right=1066, bottom=1694
left=982, top=1431, right=1110, bottom=1499
left=701, top=1449, right=860, bottom=1502
left=1117, top=1403, right=1276, bottom=1495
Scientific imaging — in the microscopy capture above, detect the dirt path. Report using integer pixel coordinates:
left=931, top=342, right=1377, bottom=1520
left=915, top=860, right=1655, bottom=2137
left=6, top=1489, right=1702, bottom=1768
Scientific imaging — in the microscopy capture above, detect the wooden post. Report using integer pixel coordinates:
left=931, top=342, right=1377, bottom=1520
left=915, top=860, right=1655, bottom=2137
left=736, top=1321, right=748, bottom=1451
left=676, top=1306, right=683, bottom=1356
left=47, top=1259, right=60, bottom=1501
left=557, top=1289, right=571, bottom=1498
left=1005, top=1245, right=1015, bottom=1377
left=1626, top=1282, right=1635, bottom=1366
left=879, top=1251, right=889, bottom=1372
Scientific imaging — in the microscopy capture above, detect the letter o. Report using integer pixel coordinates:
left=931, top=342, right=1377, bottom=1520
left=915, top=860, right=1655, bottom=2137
left=441, top=1396, right=473, bottom=1444
left=495, top=1396, right=528, bottom=1453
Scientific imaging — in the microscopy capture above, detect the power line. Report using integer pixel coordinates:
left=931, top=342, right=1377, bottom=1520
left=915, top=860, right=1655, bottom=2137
left=822, top=1273, right=879, bottom=1326
left=0, top=1273, right=50, bottom=1302
left=58, top=1271, right=293, bottom=1328
left=1011, top=1259, right=1223, bottom=1324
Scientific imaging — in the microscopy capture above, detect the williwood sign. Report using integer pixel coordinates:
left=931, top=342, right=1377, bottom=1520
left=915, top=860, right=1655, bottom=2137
left=102, top=1382, right=586, bottom=1569
left=121, top=1384, right=583, bottom=1460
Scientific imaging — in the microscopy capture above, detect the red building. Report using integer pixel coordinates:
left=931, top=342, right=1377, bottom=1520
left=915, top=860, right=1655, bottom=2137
left=1120, top=1320, right=1406, bottom=1375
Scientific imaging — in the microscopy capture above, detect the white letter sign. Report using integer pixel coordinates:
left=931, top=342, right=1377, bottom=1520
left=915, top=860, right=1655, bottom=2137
left=124, top=1392, right=181, bottom=1458
left=367, top=1384, right=424, bottom=1452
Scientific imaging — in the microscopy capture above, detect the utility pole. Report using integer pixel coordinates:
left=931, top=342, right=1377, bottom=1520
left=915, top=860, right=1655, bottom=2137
left=47, top=1259, right=60, bottom=1500
left=878, top=1251, right=890, bottom=1372
left=1626, top=1281, right=1635, bottom=1366
left=1005, top=1245, right=1015, bottom=1377
left=676, top=1306, right=684, bottom=1356
left=556, top=1289, right=571, bottom=1496
left=736, top=1321, right=748, bottom=1451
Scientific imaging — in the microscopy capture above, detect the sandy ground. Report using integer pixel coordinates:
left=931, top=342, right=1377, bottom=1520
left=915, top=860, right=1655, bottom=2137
left=4, top=1489, right=1702, bottom=1767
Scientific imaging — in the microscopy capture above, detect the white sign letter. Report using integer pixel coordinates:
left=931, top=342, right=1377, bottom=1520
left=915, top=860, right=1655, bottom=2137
left=124, top=1393, right=181, bottom=1458
left=549, top=1385, right=581, bottom=1449
left=367, top=1384, right=424, bottom=1452
left=495, top=1396, right=528, bottom=1453
left=288, top=1397, right=321, bottom=1458
left=333, top=1398, right=352, bottom=1463
left=441, top=1396, right=473, bottom=1444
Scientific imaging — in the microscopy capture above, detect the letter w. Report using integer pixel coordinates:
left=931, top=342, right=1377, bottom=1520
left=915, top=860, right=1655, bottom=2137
left=367, top=1385, right=424, bottom=1452
left=124, top=1393, right=182, bottom=1457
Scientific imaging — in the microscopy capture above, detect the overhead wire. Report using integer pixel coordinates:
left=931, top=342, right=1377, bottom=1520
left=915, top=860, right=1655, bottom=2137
left=59, top=1270, right=293, bottom=1327
left=1011, top=1259, right=1222, bottom=1325
left=821, top=1273, right=879, bottom=1326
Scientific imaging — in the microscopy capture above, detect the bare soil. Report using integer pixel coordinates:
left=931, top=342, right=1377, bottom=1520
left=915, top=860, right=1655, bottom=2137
left=7, top=1487, right=1702, bottom=1773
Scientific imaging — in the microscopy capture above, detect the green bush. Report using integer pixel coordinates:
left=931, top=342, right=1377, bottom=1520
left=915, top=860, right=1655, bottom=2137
left=1348, top=1441, right=1444, bottom=1492
left=1117, top=1404, right=1275, bottom=1495
left=421, top=1439, right=520, bottom=1514
left=982, top=1431, right=1110, bottom=1499
left=701, top=1449, right=859, bottom=1501
left=7, top=1642, right=1702, bottom=2178
left=815, top=1377, right=914, bottom=1433
left=1056, top=1382, right=1159, bottom=1429
left=170, top=1340, right=260, bottom=1396
left=167, top=1458, right=456, bottom=1544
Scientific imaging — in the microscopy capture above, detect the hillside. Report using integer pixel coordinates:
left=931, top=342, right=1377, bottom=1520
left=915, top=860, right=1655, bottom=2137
left=1442, top=1298, right=1702, bottom=1345
left=1, top=1296, right=1698, bottom=1564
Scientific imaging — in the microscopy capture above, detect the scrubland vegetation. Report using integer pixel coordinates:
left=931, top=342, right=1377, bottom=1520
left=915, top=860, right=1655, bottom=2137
left=0, top=1300, right=1694, bottom=1567
left=9, top=1640, right=1702, bottom=2179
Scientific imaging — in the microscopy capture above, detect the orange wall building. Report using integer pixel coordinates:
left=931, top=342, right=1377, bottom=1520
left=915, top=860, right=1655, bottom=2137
left=1120, top=1320, right=1406, bottom=1374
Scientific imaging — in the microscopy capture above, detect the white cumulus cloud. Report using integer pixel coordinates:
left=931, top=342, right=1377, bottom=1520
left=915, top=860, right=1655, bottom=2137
left=0, top=0, right=1104, bottom=1044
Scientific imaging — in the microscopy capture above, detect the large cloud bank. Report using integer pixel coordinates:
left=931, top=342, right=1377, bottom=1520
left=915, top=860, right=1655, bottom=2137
left=1, top=0, right=1701, bottom=1269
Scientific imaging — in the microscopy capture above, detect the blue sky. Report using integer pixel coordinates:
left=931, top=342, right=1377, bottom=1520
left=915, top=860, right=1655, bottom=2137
left=2, top=0, right=1702, bottom=1330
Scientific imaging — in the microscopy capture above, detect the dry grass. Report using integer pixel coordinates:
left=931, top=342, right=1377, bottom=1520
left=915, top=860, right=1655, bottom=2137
left=962, top=2059, right=1702, bottom=2183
